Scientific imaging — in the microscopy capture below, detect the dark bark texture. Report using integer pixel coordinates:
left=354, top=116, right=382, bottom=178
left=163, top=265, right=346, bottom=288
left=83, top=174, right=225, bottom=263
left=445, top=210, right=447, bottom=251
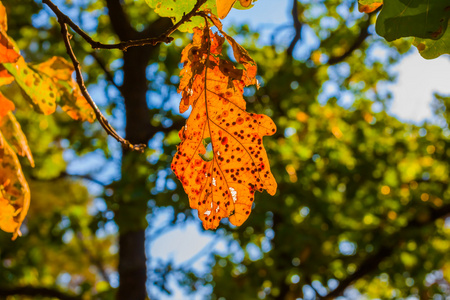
left=105, top=1, right=172, bottom=299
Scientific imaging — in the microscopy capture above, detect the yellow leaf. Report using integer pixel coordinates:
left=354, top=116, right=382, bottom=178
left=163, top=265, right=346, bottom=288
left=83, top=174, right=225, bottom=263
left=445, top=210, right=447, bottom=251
left=3, top=56, right=57, bottom=115
left=0, top=111, right=34, bottom=167
left=216, top=0, right=237, bottom=19
left=0, top=65, right=14, bottom=86
left=0, top=0, right=7, bottom=31
left=33, top=56, right=96, bottom=122
left=0, top=195, right=18, bottom=232
left=0, top=130, right=30, bottom=240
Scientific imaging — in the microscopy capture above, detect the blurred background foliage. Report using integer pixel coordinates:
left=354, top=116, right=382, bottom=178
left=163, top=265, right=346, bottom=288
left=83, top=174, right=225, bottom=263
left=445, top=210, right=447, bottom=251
left=1, top=0, right=450, bottom=299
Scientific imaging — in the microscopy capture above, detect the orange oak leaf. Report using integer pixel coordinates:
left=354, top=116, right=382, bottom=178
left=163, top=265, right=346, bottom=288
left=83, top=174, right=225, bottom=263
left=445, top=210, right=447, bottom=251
left=0, top=130, right=30, bottom=240
left=32, top=56, right=95, bottom=122
left=172, top=26, right=277, bottom=230
left=208, top=14, right=257, bottom=80
left=0, top=111, right=34, bottom=167
left=0, top=91, right=14, bottom=118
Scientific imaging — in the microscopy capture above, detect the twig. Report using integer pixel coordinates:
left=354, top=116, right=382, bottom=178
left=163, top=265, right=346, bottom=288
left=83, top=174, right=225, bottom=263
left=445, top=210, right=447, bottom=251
left=42, top=0, right=207, bottom=51
left=42, top=0, right=209, bottom=151
left=0, top=286, right=81, bottom=300
left=57, top=21, right=145, bottom=152
left=326, top=14, right=374, bottom=65
left=30, top=172, right=109, bottom=186
left=287, top=0, right=302, bottom=57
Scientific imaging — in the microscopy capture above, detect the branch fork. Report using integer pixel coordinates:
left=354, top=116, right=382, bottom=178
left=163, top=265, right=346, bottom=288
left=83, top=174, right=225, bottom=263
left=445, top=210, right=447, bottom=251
left=42, top=0, right=207, bottom=152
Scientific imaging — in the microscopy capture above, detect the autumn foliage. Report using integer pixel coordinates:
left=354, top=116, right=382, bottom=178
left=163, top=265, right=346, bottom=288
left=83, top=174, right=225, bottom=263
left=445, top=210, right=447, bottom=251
left=0, top=1, right=94, bottom=239
left=3, top=0, right=450, bottom=299
left=0, top=0, right=280, bottom=238
left=0, top=0, right=280, bottom=239
left=2, top=0, right=449, bottom=238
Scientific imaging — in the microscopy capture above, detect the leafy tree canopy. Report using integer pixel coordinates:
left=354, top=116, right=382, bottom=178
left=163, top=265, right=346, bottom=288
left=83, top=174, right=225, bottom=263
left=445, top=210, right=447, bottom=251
left=0, top=0, right=449, bottom=299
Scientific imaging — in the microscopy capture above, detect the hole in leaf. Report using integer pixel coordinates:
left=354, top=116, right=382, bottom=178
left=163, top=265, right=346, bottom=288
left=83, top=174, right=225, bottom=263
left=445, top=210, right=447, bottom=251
left=199, top=138, right=213, bottom=162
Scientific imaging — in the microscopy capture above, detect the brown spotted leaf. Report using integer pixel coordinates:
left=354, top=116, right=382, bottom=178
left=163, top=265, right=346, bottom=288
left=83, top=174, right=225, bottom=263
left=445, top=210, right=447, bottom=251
left=209, top=15, right=257, bottom=84
left=0, top=111, right=34, bottom=167
left=3, top=57, right=57, bottom=115
left=172, top=27, right=277, bottom=230
left=0, top=130, right=30, bottom=240
left=32, top=56, right=95, bottom=122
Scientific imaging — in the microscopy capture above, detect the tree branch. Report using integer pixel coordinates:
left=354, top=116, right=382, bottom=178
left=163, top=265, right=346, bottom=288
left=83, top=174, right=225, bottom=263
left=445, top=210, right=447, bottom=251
left=287, top=0, right=302, bottom=57
left=321, top=203, right=450, bottom=299
left=56, top=20, right=146, bottom=152
left=0, top=286, right=81, bottom=300
left=30, top=171, right=110, bottom=186
left=326, top=15, right=372, bottom=65
left=41, top=0, right=208, bottom=152
left=43, top=0, right=207, bottom=51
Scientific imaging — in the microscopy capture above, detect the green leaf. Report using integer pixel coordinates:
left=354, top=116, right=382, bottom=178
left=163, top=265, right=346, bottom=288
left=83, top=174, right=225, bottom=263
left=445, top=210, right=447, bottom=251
left=376, top=0, right=450, bottom=41
left=2, top=57, right=57, bottom=115
left=144, top=0, right=216, bottom=32
left=413, top=21, right=450, bottom=59
left=31, top=57, right=96, bottom=122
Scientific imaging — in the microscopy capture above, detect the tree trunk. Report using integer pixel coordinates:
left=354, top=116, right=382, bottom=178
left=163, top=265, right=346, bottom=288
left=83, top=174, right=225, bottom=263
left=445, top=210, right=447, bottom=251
left=117, top=45, right=153, bottom=300
left=105, top=1, right=172, bottom=299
